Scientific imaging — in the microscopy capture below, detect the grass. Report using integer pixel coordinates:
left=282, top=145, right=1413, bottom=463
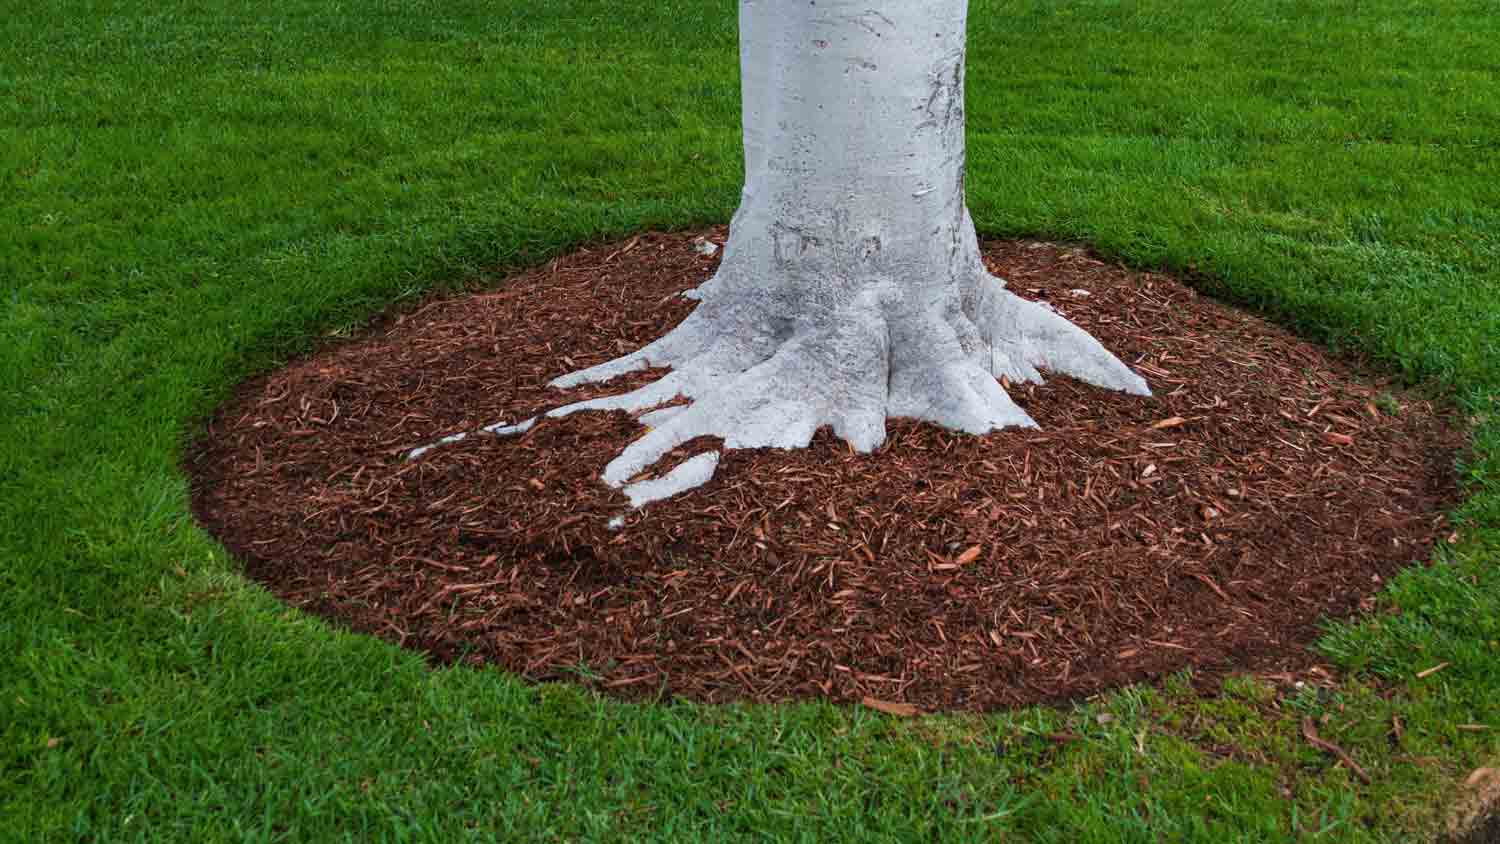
left=2, top=0, right=1498, bottom=839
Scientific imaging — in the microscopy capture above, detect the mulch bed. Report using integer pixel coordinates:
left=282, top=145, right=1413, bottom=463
left=187, top=229, right=1465, bottom=712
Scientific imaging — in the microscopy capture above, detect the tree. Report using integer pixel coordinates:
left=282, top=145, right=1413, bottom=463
left=430, top=0, right=1148, bottom=503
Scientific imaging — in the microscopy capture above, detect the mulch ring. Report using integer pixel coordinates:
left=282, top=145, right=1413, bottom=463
left=187, top=228, right=1465, bottom=712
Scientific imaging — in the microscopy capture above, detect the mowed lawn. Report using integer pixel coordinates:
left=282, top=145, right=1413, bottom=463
left=3, top=0, right=1498, bottom=840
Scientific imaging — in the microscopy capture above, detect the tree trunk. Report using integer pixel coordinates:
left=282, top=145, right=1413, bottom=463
left=547, top=0, right=1147, bottom=497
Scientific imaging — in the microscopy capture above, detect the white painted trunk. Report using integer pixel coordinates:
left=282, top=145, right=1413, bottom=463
left=544, top=0, right=1149, bottom=501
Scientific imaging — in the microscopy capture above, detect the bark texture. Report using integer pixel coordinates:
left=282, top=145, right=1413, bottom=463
left=547, top=0, right=1148, bottom=500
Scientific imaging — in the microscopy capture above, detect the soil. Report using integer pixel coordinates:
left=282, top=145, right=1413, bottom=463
left=186, top=229, right=1465, bottom=712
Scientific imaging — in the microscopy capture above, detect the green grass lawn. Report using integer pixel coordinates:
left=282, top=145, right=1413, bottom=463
left=3, top=0, right=1499, bottom=839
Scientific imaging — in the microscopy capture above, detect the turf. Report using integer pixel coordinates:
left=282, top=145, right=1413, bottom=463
left=1, top=0, right=1497, bottom=840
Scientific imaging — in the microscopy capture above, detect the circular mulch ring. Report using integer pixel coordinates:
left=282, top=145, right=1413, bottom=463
left=187, top=229, right=1464, bottom=711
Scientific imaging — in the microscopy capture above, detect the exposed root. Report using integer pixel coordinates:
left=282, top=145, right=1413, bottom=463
left=553, top=272, right=1148, bottom=495
left=410, top=270, right=1148, bottom=508
left=622, top=451, right=721, bottom=508
left=888, top=357, right=1038, bottom=434
left=960, top=271, right=1151, bottom=396
left=405, top=416, right=537, bottom=460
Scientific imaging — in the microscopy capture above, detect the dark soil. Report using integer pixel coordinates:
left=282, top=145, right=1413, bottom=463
left=186, top=229, right=1464, bottom=712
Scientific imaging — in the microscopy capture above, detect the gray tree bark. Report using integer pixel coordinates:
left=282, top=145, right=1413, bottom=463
left=455, top=0, right=1148, bottom=504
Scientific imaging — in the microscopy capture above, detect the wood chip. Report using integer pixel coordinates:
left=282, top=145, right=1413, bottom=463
left=862, top=697, right=920, bottom=717
left=1466, top=768, right=1498, bottom=787
left=1416, top=662, right=1451, bottom=679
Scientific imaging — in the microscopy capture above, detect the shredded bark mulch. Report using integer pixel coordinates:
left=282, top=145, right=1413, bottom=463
left=187, top=229, right=1464, bottom=712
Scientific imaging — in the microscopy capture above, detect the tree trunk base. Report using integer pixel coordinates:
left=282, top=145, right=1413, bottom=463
left=544, top=265, right=1148, bottom=499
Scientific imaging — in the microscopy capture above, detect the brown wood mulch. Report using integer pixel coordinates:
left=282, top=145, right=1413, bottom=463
left=186, top=229, right=1465, bottom=712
